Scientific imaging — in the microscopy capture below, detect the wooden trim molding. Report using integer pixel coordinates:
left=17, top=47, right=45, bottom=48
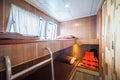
left=0, top=39, right=75, bottom=45
left=0, top=40, right=41, bottom=45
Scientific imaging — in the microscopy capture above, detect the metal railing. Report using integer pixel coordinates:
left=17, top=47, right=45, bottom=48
left=1, top=47, right=54, bottom=80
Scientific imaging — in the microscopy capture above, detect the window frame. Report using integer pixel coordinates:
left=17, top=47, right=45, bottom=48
left=45, top=21, right=57, bottom=40
left=7, top=4, right=57, bottom=40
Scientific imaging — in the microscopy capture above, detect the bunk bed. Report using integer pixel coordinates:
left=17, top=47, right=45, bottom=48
left=22, top=60, right=78, bottom=80
left=0, top=33, right=79, bottom=80
left=2, top=48, right=54, bottom=80
left=1, top=48, right=78, bottom=80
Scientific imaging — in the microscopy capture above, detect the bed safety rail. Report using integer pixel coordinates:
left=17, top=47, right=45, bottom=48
left=1, top=47, right=54, bottom=80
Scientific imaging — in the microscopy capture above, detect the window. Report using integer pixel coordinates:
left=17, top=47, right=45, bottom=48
left=7, top=4, right=57, bottom=40
left=7, top=4, right=44, bottom=37
left=39, top=19, right=46, bottom=39
left=46, top=22, right=57, bottom=40
left=9, top=23, right=14, bottom=32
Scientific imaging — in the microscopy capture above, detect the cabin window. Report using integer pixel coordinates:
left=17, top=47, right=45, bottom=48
left=9, top=23, right=15, bottom=32
left=46, top=22, right=57, bottom=40
left=39, top=19, right=46, bottom=39
left=7, top=4, right=42, bottom=36
left=7, top=4, right=57, bottom=40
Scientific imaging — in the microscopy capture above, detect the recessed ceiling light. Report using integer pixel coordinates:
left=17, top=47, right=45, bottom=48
left=64, top=4, right=69, bottom=8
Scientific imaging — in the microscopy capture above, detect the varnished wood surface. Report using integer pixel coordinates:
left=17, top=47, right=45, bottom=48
left=0, top=40, right=40, bottom=45
left=0, top=39, right=75, bottom=45
left=0, top=39, right=76, bottom=70
left=97, top=8, right=103, bottom=78
left=76, top=39, right=99, bottom=45
left=0, top=41, right=77, bottom=80
left=60, top=16, right=97, bottom=39
left=97, top=0, right=120, bottom=80
left=0, top=0, right=3, bottom=32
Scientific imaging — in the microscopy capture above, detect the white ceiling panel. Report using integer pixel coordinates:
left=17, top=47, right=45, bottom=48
left=25, top=0, right=48, bottom=12
left=71, top=12, right=91, bottom=19
left=25, top=0, right=102, bottom=22
left=36, top=0, right=48, bottom=4
left=91, top=0, right=101, bottom=14
left=45, top=0, right=66, bottom=11
left=57, top=11, right=73, bottom=19
left=42, top=4, right=63, bottom=21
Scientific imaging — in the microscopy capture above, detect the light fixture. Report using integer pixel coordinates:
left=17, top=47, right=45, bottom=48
left=74, top=23, right=79, bottom=27
left=64, top=4, right=69, bottom=8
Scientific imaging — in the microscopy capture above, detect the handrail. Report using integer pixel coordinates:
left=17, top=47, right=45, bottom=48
left=2, top=47, right=54, bottom=80
left=5, top=56, right=12, bottom=80
left=45, top=48, right=55, bottom=80
left=0, top=56, right=11, bottom=80
left=11, top=58, right=51, bottom=80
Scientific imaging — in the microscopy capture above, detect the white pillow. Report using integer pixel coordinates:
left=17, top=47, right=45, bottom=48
left=70, top=57, right=76, bottom=64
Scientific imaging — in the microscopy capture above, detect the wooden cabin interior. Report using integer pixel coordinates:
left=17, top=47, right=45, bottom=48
left=0, top=0, right=120, bottom=80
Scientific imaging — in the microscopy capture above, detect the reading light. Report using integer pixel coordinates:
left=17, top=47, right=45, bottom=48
left=64, top=4, right=69, bottom=8
left=72, top=44, right=80, bottom=58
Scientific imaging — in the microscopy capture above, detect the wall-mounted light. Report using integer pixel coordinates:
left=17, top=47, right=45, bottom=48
left=72, top=44, right=80, bottom=59
left=74, top=23, right=79, bottom=27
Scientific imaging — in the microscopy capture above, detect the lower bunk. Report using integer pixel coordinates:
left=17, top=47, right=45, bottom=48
left=22, top=60, right=78, bottom=80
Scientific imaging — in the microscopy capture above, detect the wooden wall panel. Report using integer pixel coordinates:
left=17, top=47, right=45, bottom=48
left=23, top=43, right=37, bottom=62
left=115, top=4, right=120, bottom=80
left=37, top=41, right=61, bottom=58
left=0, top=40, right=76, bottom=70
left=11, top=44, right=24, bottom=66
left=116, top=0, right=120, bottom=8
left=80, top=45, right=99, bottom=60
left=37, top=40, right=76, bottom=58
left=0, top=44, right=24, bottom=66
left=62, top=40, right=75, bottom=49
left=76, top=39, right=99, bottom=45
left=46, top=40, right=61, bottom=53
left=60, top=16, right=97, bottom=39
left=98, top=0, right=120, bottom=80
left=0, top=0, right=3, bottom=32
left=37, top=41, right=50, bottom=58
left=0, top=43, right=37, bottom=67
left=97, top=7, right=103, bottom=79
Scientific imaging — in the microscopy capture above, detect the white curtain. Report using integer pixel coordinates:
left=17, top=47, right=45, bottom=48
left=7, top=4, right=43, bottom=36
left=7, top=4, right=57, bottom=39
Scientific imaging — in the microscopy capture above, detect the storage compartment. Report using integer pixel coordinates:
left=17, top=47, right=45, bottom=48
left=79, top=44, right=99, bottom=71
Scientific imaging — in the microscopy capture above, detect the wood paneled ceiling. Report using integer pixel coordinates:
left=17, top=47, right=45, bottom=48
left=25, top=0, right=102, bottom=22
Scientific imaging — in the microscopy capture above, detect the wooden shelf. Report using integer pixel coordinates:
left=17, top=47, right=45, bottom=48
left=76, top=39, right=99, bottom=45
left=0, top=39, right=75, bottom=45
left=76, top=63, right=99, bottom=76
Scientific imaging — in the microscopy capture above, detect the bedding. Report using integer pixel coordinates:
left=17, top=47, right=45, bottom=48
left=0, top=32, right=39, bottom=40
left=56, top=35, right=76, bottom=39
left=56, top=55, right=76, bottom=64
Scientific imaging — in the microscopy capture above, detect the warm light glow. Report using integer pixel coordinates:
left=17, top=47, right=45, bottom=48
left=74, top=23, right=79, bottom=27
left=72, top=44, right=80, bottom=58
left=64, top=4, right=69, bottom=8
